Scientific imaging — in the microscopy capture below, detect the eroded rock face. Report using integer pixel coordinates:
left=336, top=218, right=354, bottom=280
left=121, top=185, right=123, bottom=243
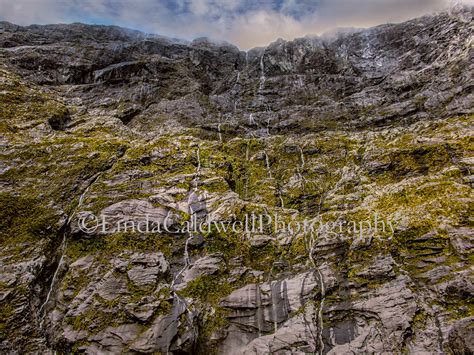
left=0, top=5, right=473, bottom=355
left=1, top=6, right=473, bottom=138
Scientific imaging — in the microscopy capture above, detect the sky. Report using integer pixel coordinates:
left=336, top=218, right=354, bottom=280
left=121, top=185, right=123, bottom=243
left=0, top=0, right=472, bottom=49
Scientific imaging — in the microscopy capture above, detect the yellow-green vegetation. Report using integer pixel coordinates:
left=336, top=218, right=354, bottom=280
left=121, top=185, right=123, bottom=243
left=66, top=303, right=133, bottom=332
left=198, top=306, right=230, bottom=353
left=0, top=69, right=70, bottom=137
left=179, top=275, right=233, bottom=304
left=0, top=193, right=59, bottom=246
left=2, top=65, right=472, bottom=349
left=66, top=232, right=175, bottom=262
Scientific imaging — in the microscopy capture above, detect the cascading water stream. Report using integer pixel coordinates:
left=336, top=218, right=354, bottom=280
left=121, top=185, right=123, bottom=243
left=264, top=151, right=272, bottom=179
left=271, top=282, right=279, bottom=333
left=172, top=146, right=201, bottom=289
left=168, top=147, right=203, bottom=344
left=306, top=232, right=327, bottom=354
left=38, top=233, right=67, bottom=329
left=316, top=265, right=326, bottom=355
left=38, top=173, right=101, bottom=328
left=266, top=116, right=271, bottom=136
left=232, top=71, right=241, bottom=112
left=258, top=52, right=266, bottom=103
left=195, top=146, right=201, bottom=176
left=249, top=113, right=255, bottom=125
left=217, top=123, right=223, bottom=143
left=278, top=192, right=285, bottom=209
left=298, top=145, right=305, bottom=170
left=297, top=145, right=306, bottom=184
left=255, top=284, right=263, bottom=337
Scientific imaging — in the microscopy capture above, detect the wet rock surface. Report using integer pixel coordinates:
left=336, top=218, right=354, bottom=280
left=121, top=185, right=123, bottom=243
left=0, top=6, right=473, bottom=354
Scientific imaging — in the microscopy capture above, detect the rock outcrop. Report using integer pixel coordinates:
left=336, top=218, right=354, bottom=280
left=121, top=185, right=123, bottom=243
left=0, top=5, right=473, bottom=354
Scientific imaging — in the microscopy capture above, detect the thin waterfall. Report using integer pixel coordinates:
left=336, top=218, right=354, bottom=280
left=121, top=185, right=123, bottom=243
left=278, top=191, right=284, bottom=209
left=38, top=233, right=66, bottom=329
left=39, top=173, right=101, bottom=328
left=249, top=113, right=255, bottom=125
left=258, top=53, right=266, bottom=102
left=232, top=71, right=241, bottom=112
left=244, top=142, right=250, bottom=200
left=217, top=123, right=222, bottom=143
left=196, top=146, right=201, bottom=173
left=183, top=235, right=191, bottom=266
left=297, top=145, right=306, bottom=184
left=256, top=284, right=263, bottom=337
left=264, top=151, right=272, bottom=179
left=171, top=148, right=200, bottom=289
left=298, top=145, right=305, bottom=169
left=316, top=265, right=326, bottom=355
left=329, top=327, right=336, bottom=347
left=306, top=233, right=326, bottom=354
left=195, top=145, right=201, bottom=190
left=271, top=281, right=279, bottom=333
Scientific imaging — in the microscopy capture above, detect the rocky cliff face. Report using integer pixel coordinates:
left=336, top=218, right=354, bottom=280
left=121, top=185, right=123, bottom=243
left=0, top=6, right=473, bottom=354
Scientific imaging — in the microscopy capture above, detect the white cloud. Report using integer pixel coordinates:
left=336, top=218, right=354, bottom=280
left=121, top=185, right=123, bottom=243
left=0, top=0, right=470, bottom=49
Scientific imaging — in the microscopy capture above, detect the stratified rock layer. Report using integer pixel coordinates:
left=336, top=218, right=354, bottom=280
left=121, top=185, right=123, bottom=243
left=0, top=6, right=473, bottom=354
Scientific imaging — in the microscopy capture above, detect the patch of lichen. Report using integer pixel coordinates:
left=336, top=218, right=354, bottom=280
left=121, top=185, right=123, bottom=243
left=67, top=232, right=174, bottom=262
left=61, top=270, right=91, bottom=303
left=127, top=283, right=172, bottom=316
left=1, top=136, right=129, bottom=213
left=375, top=179, right=471, bottom=228
left=0, top=302, right=14, bottom=340
left=179, top=275, right=233, bottom=304
left=204, top=227, right=249, bottom=261
left=0, top=69, right=70, bottom=136
left=372, top=144, right=458, bottom=183
left=66, top=301, right=132, bottom=333
left=0, top=285, right=33, bottom=341
left=203, top=221, right=282, bottom=273
left=443, top=299, right=474, bottom=320
left=0, top=193, right=60, bottom=246
left=198, top=306, right=229, bottom=349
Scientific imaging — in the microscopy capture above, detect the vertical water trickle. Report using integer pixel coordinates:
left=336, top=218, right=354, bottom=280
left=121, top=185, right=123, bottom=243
left=297, top=145, right=306, bottom=184
left=297, top=74, right=304, bottom=88
left=249, top=113, right=255, bottom=125
left=258, top=52, right=266, bottom=103
left=171, top=146, right=201, bottom=288
left=316, top=265, right=326, bottom=355
left=329, top=327, right=336, bottom=347
left=298, top=145, right=305, bottom=170
left=278, top=192, right=285, bottom=209
left=38, top=233, right=67, bottom=329
left=195, top=145, right=201, bottom=190
left=244, top=142, right=250, bottom=200
left=264, top=151, right=272, bottom=179
left=39, top=173, right=101, bottom=328
left=271, top=281, right=280, bottom=333
left=217, top=123, right=223, bottom=143
left=233, top=71, right=241, bottom=112
left=183, top=235, right=191, bottom=267
left=256, top=284, right=263, bottom=337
